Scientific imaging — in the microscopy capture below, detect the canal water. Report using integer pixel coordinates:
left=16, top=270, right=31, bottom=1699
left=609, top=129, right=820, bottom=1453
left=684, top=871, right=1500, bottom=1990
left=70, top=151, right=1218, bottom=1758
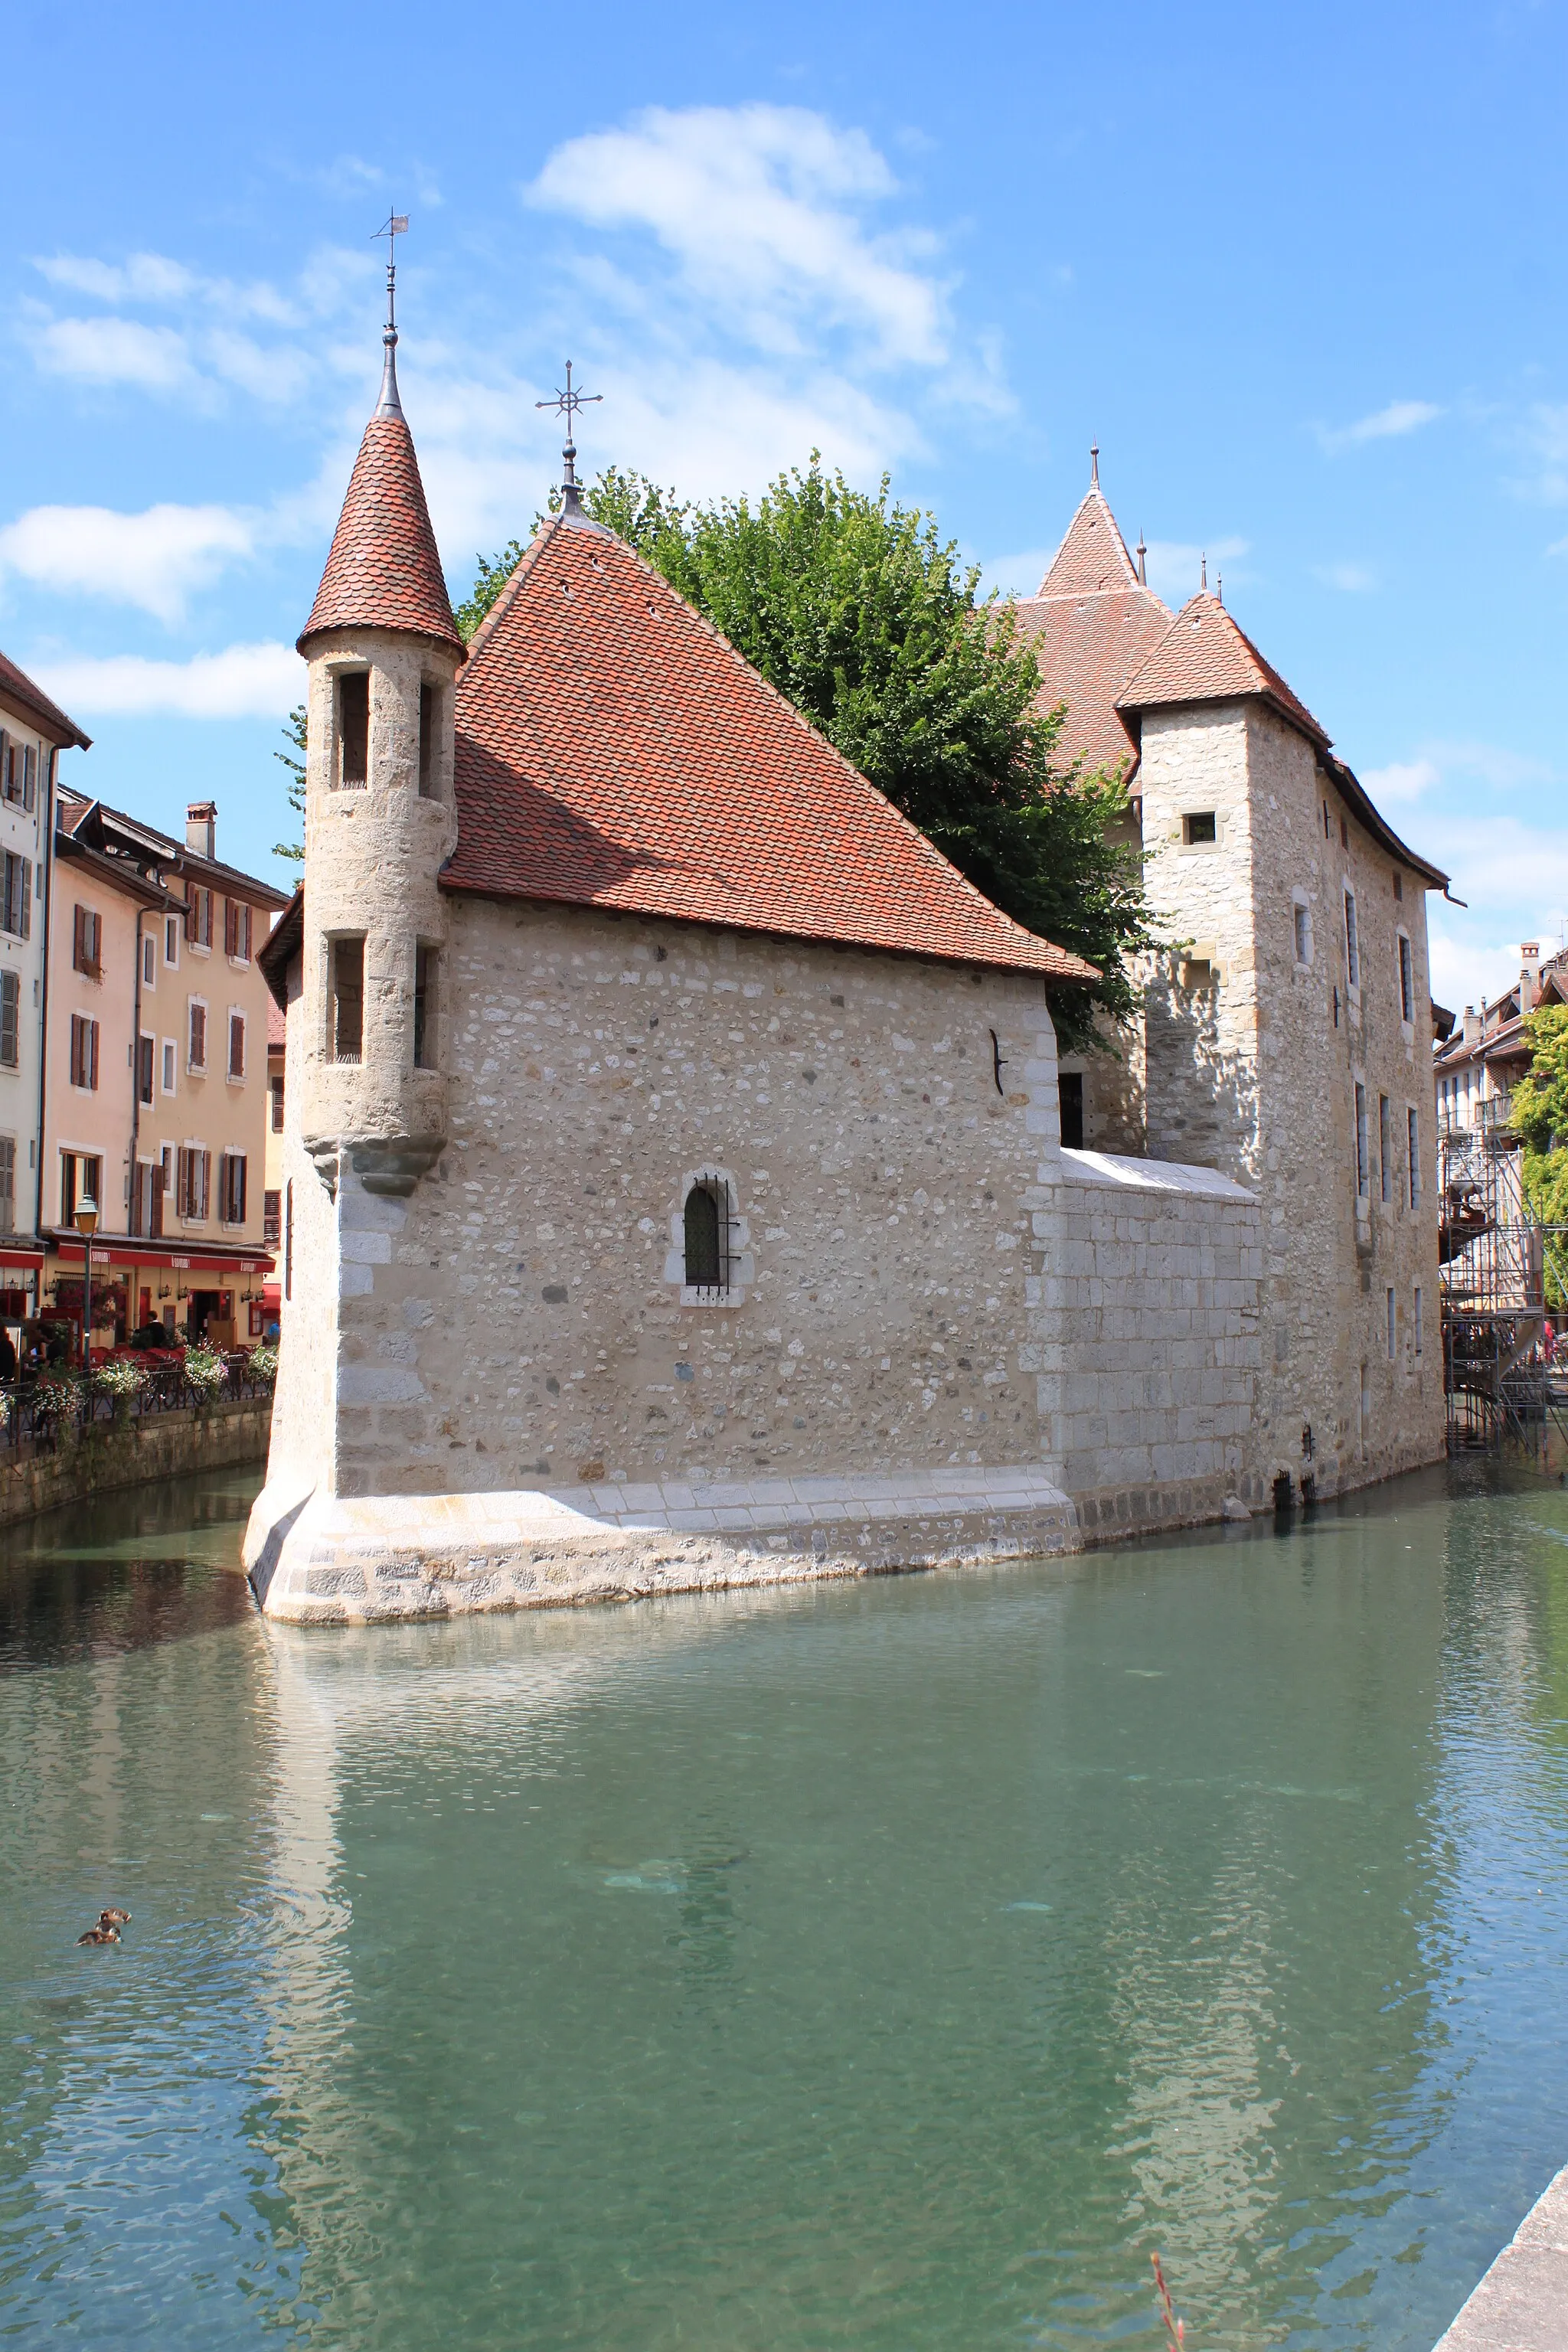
left=3, top=1467, right=1567, bottom=2350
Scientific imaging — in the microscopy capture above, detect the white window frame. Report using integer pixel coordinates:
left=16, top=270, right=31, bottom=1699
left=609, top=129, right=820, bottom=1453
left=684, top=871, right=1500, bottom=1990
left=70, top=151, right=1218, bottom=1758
left=161, top=1037, right=178, bottom=1096
left=187, top=995, right=208, bottom=1076
left=226, top=1006, right=247, bottom=1084
left=141, top=932, right=156, bottom=992
left=164, top=913, right=181, bottom=969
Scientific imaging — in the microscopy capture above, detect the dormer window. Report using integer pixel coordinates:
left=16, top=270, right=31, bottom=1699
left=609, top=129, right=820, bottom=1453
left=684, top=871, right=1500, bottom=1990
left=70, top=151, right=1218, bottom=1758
left=338, top=671, right=369, bottom=789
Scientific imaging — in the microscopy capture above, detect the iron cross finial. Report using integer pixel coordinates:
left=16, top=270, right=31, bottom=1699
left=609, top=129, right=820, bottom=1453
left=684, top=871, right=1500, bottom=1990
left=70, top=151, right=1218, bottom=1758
left=537, top=361, right=604, bottom=515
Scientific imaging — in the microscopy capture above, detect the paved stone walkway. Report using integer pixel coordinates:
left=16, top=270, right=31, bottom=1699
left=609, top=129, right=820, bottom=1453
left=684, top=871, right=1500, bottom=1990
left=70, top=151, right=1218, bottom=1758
left=1435, top=2166, right=1568, bottom=2350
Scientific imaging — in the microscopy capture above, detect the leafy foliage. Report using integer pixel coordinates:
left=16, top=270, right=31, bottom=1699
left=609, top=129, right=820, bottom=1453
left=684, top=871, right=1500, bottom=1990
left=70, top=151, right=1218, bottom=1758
left=1512, top=1004, right=1568, bottom=1153
left=1515, top=1007, right=1568, bottom=1308
left=460, top=459, right=1156, bottom=1052
left=273, top=704, right=308, bottom=864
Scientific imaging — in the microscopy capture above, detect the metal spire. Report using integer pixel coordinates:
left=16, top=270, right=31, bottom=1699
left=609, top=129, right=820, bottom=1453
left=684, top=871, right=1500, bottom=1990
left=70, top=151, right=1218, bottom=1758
left=537, top=361, right=604, bottom=520
left=1089, top=442, right=1099, bottom=488
left=1135, top=530, right=1147, bottom=586
left=1200, top=551, right=1208, bottom=592
left=372, top=212, right=409, bottom=418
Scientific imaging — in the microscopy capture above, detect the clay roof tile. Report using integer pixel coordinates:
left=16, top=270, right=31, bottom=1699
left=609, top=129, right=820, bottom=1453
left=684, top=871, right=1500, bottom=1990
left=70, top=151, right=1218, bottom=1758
left=1116, top=590, right=1329, bottom=746
left=443, top=520, right=1094, bottom=982
left=298, top=413, right=462, bottom=657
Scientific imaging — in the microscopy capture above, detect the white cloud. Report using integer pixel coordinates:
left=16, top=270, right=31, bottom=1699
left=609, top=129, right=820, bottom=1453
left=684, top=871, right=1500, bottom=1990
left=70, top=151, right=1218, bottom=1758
left=976, top=547, right=1056, bottom=600
left=1315, top=560, right=1377, bottom=593
left=1142, top=535, right=1248, bottom=605
left=31, top=642, right=301, bottom=718
left=33, top=315, right=194, bottom=390
left=34, top=248, right=296, bottom=324
left=1318, top=399, right=1442, bottom=454
left=0, top=502, right=256, bottom=624
left=528, top=103, right=948, bottom=369
left=1361, top=756, right=1439, bottom=803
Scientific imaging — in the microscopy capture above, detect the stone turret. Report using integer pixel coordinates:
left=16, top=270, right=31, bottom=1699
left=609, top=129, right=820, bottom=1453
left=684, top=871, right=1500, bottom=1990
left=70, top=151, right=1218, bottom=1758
left=296, top=318, right=463, bottom=1196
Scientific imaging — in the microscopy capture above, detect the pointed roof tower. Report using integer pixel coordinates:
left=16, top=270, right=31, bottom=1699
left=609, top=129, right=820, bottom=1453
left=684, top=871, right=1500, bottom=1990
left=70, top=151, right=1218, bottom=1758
left=1116, top=590, right=1328, bottom=746
left=297, top=230, right=462, bottom=659
left=1008, top=453, right=1171, bottom=777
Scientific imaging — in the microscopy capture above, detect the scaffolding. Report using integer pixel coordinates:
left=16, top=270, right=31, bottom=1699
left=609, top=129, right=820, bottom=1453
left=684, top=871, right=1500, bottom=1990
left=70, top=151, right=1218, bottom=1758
left=1439, top=1100, right=1568, bottom=1454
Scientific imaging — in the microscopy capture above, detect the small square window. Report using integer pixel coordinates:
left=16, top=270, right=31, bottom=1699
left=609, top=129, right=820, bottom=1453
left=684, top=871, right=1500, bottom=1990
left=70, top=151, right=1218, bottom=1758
left=1183, top=812, right=1217, bottom=845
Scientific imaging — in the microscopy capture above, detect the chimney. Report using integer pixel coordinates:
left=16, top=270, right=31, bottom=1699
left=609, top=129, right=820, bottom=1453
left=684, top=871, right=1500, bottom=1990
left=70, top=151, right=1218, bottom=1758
left=1521, top=942, right=1542, bottom=1014
left=1462, top=1003, right=1481, bottom=1046
left=186, top=801, right=216, bottom=861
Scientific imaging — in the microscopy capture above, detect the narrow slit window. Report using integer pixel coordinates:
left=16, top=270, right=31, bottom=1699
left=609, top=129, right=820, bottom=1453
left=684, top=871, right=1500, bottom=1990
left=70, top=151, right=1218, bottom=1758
left=1387, top=1286, right=1396, bottom=1360
left=418, top=682, right=436, bottom=797
left=1293, top=902, right=1311, bottom=963
left=332, top=937, right=365, bottom=1063
left=1354, top=1080, right=1369, bottom=1200
left=1344, top=888, right=1360, bottom=988
left=1378, top=1093, right=1391, bottom=1204
left=1414, top=1285, right=1423, bottom=1356
left=413, top=943, right=436, bottom=1068
left=1398, top=933, right=1414, bottom=1023
left=1408, top=1106, right=1421, bottom=1207
left=684, top=1176, right=730, bottom=1295
left=338, top=671, right=369, bottom=788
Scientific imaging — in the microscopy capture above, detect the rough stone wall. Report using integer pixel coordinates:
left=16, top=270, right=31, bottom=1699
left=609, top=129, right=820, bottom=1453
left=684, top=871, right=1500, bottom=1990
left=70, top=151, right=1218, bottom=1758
left=1138, top=701, right=1445, bottom=1499
left=1030, top=1151, right=1263, bottom=1530
left=0, top=1398, right=270, bottom=1529
left=1138, top=706, right=1263, bottom=1181
left=299, top=626, right=459, bottom=1163
left=264, top=956, right=343, bottom=1504
left=296, top=903, right=1066, bottom=1501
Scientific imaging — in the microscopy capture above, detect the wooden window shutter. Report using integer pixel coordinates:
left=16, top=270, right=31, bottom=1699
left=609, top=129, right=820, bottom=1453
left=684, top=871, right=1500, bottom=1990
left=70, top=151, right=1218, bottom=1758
left=200, top=1150, right=211, bottom=1219
left=88, top=1019, right=98, bottom=1091
left=224, top=897, right=236, bottom=956
left=73, top=904, right=84, bottom=969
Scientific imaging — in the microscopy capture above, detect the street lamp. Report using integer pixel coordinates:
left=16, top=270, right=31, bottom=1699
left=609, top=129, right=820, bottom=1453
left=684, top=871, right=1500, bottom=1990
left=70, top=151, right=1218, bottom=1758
left=74, top=1197, right=97, bottom=1371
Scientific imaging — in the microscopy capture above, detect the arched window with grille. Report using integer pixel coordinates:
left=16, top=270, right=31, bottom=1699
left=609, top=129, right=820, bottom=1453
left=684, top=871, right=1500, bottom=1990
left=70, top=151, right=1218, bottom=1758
left=684, top=1175, right=730, bottom=1296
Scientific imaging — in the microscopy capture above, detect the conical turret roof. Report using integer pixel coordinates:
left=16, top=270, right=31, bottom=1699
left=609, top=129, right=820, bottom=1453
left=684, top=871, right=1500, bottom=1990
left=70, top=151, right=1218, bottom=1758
left=298, top=409, right=462, bottom=658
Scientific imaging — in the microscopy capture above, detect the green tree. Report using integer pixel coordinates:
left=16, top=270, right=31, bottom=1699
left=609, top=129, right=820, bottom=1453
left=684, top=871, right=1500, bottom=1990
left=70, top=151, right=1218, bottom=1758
left=460, top=459, right=1155, bottom=1053
left=273, top=704, right=307, bottom=864
left=1514, top=1004, right=1568, bottom=1307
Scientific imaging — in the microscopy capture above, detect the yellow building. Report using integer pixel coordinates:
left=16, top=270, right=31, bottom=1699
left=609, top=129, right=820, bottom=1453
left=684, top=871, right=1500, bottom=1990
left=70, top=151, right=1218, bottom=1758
left=42, top=793, right=290, bottom=1354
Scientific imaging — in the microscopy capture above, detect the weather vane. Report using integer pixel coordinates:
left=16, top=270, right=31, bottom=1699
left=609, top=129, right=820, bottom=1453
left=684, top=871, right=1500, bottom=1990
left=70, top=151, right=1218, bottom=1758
left=371, top=213, right=410, bottom=419
left=537, top=361, right=603, bottom=516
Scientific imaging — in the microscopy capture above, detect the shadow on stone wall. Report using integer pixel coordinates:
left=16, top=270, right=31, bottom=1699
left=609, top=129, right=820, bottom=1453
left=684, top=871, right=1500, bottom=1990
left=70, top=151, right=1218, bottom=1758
left=1145, top=956, right=1259, bottom=1177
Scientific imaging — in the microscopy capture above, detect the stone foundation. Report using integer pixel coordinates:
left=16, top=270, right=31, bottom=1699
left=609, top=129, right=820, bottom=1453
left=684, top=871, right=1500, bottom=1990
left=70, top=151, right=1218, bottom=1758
left=244, top=1464, right=1082, bottom=1625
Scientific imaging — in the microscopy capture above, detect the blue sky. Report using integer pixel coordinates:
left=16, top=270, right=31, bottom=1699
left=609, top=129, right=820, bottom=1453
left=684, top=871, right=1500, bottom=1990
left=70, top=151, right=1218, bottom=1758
left=3, top=0, right=1563, bottom=1014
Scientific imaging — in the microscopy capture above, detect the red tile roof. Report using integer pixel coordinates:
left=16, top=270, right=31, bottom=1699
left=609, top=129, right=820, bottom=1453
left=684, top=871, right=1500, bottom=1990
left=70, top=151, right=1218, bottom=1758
left=1117, top=591, right=1330, bottom=747
left=0, top=647, right=90, bottom=750
left=1039, top=485, right=1143, bottom=598
left=299, top=415, right=463, bottom=656
left=1004, top=488, right=1171, bottom=779
left=443, top=518, right=1095, bottom=981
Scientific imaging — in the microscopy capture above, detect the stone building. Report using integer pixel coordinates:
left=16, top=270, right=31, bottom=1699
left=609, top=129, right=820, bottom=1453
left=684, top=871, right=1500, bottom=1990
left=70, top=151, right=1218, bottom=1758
left=1011, top=468, right=1449, bottom=1497
left=244, top=341, right=1446, bottom=1624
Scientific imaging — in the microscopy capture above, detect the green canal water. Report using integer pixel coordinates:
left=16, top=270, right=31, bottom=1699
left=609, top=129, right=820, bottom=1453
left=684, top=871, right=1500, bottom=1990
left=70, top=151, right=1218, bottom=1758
left=3, top=1467, right=1568, bottom=2349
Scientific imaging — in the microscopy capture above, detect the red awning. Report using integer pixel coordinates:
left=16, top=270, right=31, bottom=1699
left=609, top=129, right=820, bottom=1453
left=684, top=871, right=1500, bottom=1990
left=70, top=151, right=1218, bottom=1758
left=48, top=1242, right=275, bottom=1276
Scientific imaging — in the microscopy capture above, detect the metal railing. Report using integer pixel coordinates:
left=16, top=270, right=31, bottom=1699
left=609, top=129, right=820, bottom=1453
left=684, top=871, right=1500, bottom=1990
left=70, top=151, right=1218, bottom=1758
left=0, top=1351, right=275, bottom=1455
